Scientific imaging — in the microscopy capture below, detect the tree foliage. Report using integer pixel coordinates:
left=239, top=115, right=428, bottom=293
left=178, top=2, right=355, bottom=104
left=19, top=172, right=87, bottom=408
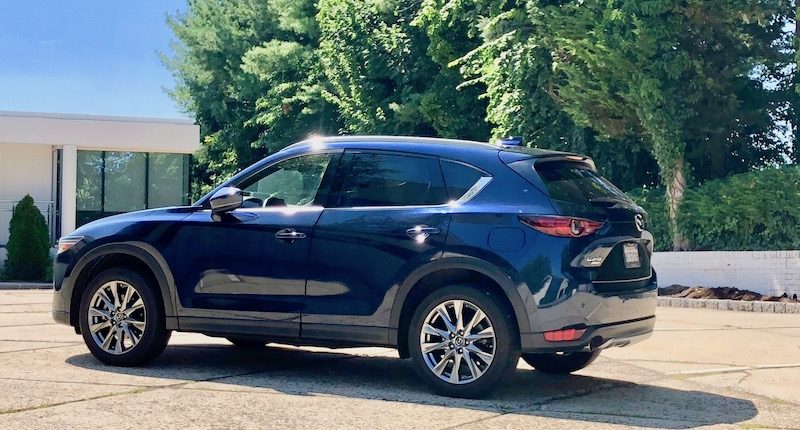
left=317, top=0, right=490, bottom=140
left=165, top=0, right=340, bottom=195
left=5, top=195, right=50, bottom=281
left=166, top=0, right=796, bottom=249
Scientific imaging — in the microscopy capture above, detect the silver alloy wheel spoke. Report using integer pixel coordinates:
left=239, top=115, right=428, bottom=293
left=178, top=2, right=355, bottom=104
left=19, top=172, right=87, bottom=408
left=421, top=340, right=450, bottom=354
left=463, top=350, right=483, bottom=379
left=420, top=299, right=496, bottom=385
left=435, top=305, right=457, bottom=334
left=465, top=344, right=493, bottom=363
left=432, top=349, right=454, bottom=376
left=88, top=280, right=146, bottom=355
left=450, top=353, right=462, bottom=383
left=422, top=323, right=449, bottom=340
left=453, top=300, right=464, bottom=332
left=463, top=309, right=485, bottom=335
left=465, top=326, right=494, bottom=342
left=90, top=320, right=112, bottom=334
left=122, top=324, right=139, bottom=347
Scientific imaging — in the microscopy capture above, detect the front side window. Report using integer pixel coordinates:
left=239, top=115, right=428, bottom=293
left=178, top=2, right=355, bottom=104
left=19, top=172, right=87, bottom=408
left=337, top=152, right=447, bottom=207
left=239, top=153, right=333, bottom=207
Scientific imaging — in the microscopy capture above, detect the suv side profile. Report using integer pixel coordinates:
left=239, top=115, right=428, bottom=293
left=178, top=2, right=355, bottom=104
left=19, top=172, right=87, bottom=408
left=53, top=136, right=657, bottom=398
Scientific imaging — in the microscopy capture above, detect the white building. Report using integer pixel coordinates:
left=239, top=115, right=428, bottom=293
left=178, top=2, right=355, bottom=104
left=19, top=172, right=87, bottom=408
left=0, top=111, right=199, bottom=261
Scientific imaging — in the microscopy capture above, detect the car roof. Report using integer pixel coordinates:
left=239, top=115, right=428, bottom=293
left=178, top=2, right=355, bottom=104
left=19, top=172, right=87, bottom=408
left=281, top=135, right=577, bottom=159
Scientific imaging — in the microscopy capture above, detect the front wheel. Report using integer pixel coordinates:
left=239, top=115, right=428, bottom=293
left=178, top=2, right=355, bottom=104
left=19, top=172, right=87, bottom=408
left=408, top=285, right=520, bottom=398
left=521, top=350, right=601, bottom=374
left=79, top=268, right=171, bottom=366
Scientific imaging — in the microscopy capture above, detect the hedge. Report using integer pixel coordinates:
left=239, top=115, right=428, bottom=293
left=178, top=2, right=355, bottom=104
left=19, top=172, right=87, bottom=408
left=4, top=195, right=51, bottom=281
left=629, top=166, right=800, bottom=251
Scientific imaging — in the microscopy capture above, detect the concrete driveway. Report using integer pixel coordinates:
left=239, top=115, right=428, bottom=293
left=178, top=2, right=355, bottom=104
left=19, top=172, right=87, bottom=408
left=0, top=289, right=797, bottom=429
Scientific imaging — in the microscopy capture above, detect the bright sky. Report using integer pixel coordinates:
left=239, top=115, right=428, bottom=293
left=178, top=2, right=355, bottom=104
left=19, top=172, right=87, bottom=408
left=0, top=0, right=188, bottom=119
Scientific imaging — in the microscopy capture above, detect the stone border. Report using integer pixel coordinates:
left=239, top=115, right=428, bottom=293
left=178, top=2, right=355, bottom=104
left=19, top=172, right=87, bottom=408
left=0, top=282, right=52, bottom=290
left=658, top=297, right=800, bottom=314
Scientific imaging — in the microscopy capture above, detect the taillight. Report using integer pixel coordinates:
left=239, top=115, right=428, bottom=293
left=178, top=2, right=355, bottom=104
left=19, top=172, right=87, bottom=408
left=519, top=215, right=604, bottom=238
left=543, top=328, right=586, bottom=342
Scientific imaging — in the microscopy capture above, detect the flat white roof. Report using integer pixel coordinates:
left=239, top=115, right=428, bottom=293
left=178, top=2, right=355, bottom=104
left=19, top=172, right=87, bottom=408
left=0, top=110, right=200, bottom=154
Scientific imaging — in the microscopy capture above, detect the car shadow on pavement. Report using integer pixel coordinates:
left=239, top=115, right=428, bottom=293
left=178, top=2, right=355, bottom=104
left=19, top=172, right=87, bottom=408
left=66, top=343, right=758, bottom=429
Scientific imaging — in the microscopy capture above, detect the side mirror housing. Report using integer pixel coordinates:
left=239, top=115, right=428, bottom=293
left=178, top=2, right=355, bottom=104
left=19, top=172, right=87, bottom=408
left=209, top=187, right=243, bottom=218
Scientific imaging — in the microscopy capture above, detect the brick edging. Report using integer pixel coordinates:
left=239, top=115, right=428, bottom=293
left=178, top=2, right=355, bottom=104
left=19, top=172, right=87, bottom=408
left=658, top=297, right=800, bottom=314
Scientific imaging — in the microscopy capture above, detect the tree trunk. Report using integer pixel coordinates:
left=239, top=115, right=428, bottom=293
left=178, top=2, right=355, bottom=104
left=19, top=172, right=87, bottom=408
left=666, top=157, right=690, bottom=251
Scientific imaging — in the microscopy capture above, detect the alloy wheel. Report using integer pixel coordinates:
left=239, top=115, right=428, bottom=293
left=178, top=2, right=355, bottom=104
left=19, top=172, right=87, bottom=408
left=419, top=299, right=496, bottom=384
left=87, top=280, right=147, bottom=355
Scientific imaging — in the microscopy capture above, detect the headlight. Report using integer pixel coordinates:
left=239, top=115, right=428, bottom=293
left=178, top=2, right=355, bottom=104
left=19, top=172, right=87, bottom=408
left=57, top=236, right=83, bottom=254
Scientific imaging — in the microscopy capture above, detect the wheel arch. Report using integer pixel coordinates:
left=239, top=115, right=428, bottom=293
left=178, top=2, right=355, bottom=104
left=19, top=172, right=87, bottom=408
left=68, top=242, right=177, bottom=328
left=390, top=257, right=531, bottom=358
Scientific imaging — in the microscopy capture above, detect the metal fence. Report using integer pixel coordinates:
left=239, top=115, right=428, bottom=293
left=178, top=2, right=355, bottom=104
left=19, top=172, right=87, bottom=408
left=0, top=200, right=57, bottom=246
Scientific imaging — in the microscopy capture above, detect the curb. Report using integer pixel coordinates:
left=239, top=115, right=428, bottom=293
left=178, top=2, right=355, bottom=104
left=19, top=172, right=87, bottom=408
left=658, top=297, right=800, bottom=314
left=0, top=282, right=52, bottom=290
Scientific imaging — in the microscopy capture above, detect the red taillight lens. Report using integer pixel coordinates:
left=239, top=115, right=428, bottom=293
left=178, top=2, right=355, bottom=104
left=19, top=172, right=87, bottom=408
left=543, top=328, right=586, bottom=342
left=519, top=215, right=604, bottom=238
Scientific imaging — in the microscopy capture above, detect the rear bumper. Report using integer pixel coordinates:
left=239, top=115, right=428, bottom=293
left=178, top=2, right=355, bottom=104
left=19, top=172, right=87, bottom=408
left=520, top=314, right=655, bottom=353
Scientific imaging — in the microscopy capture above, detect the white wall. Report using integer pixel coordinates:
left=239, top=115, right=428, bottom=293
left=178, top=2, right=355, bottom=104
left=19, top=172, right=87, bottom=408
left=0, top=111, right=198, bottom=154
left=653, top=251, right=800, bottom=297
left=0, top=143, right=54, bottom=245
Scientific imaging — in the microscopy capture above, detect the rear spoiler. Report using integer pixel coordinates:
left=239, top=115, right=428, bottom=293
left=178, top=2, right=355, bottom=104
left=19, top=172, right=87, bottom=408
left=534, top=154, right=597, bottom=172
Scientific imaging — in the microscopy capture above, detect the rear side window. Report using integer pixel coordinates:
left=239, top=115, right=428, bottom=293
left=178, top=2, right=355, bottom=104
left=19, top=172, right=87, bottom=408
left=440, top=160, right=485, bottom=201
left=336, top=152, right=447, bottom=207
left=534, top=161, right=630, bottom=203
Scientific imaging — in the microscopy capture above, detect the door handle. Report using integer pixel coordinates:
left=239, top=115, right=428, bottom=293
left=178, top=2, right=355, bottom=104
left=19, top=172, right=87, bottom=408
left=406, top=226, right=440, bottom=242
left=275, top=228, right=307, bottom=242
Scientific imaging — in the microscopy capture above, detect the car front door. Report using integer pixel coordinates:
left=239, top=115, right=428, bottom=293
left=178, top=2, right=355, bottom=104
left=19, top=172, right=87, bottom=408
left=303, top=150, right=451, bottom=344
left=173, top=151, right=340, bottom=338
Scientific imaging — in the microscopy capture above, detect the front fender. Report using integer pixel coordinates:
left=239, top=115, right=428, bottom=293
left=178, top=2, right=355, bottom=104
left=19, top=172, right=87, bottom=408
left=64, top=241, right=178, bottom=325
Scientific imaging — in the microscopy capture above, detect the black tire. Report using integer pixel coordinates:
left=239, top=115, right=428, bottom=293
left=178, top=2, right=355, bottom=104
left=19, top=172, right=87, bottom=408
left=226, top=337, right=268, bottom=348
left=408, top=284, right=520, bottom=398
left=521, top=350, right=601, bottom=374
left=79, top=268, right=171, bottom=366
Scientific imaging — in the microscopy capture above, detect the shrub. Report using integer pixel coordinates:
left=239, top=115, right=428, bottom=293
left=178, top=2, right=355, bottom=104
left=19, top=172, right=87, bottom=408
left=629, top=166, right=800, bottom=251
left=5, top=195, right=51, bottom=281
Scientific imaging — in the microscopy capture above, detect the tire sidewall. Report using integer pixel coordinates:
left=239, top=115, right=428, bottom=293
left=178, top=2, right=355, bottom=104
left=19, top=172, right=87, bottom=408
left=408, top=284, right=520, bottom=398
left=79, top=268, right=168, bottom=366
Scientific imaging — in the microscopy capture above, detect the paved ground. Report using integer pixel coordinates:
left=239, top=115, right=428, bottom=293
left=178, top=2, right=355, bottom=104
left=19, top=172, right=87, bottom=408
left=0, top=290, right=797, bottom=429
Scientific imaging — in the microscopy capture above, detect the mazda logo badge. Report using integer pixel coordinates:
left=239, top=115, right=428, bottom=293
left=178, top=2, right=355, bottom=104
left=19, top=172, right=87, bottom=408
left=634, top=214, right=644, bottom=232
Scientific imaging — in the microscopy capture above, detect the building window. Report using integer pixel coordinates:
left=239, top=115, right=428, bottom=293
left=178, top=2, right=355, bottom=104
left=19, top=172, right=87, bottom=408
left=76, top=151, right=191, bottom=226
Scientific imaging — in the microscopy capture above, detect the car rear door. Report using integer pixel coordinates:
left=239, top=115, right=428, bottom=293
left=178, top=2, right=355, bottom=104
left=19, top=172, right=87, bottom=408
left=303, top=150, right=451, bottom=344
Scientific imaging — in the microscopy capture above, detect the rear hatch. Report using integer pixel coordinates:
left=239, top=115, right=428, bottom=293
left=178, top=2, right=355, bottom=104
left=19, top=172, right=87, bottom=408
left=504, top=153, right=653, bottom=291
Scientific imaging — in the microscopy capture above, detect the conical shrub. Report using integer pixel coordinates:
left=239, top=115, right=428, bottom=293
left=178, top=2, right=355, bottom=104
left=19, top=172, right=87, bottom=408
left=6, top=195, right=50, bottom=281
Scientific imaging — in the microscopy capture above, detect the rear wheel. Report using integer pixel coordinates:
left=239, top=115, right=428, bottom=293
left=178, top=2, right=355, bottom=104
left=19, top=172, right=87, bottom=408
left=226, top=337, right=268, bottom=348
left=79, top=268, right=171, bottom=366
left=408, top=285, right=519, bottom=398
left=521, top=350, right=601, bottom=374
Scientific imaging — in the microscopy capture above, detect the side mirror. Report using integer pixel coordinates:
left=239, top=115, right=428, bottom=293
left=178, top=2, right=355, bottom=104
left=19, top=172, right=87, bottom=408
left=210, top=187, right=243, bottom=218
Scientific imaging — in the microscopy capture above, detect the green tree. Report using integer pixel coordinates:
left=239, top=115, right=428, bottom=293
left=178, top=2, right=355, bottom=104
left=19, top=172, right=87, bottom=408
left=317, top=0, right=490, bottom=140
left=164, top=0, right=340, bottom=195
left=426, top=0, right=791, bottom=249
left=5, top=195, right=50, bottom=281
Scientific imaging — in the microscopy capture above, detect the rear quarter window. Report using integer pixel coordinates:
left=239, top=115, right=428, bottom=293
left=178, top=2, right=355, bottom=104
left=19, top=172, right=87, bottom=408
left=440, top=160, right=485, bottom=201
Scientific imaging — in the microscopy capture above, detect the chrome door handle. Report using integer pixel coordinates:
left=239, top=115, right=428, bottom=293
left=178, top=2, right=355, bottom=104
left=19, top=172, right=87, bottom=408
left=406, top=226, right=440, bottom=242
left=275, top=228, right=307, bottom=242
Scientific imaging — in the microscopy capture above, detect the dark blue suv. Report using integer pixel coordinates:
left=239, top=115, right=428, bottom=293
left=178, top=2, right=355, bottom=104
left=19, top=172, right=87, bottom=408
left=53, top=136, right=656, bottom=398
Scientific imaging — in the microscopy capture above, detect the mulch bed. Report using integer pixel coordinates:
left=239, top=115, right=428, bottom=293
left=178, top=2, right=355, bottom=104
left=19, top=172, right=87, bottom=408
left=658, top=285, right=799, bottom=303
